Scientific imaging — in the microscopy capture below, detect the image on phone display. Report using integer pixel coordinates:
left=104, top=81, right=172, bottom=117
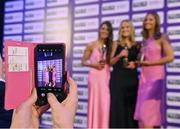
left=37, top=52, right=63, bottom=88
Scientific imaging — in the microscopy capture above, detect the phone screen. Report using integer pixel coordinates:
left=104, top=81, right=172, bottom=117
left=35, top=44, right=66, bottom=106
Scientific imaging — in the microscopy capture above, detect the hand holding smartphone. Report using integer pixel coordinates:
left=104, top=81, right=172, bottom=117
left=34, top=44, right=68, bottom=106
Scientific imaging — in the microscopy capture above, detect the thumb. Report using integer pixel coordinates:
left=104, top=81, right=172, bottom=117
left=25, top=88, right=37, bottom=105
left=47, top=93, right=59, bottom=110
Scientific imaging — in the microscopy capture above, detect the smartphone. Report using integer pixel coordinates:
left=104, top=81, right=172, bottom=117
left=35, top=44, right=67, bottom=106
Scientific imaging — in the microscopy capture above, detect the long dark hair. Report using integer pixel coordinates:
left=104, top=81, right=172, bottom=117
left=142, top=12, right=162, bottom=40
left=99, top=21, right=113, bottom=64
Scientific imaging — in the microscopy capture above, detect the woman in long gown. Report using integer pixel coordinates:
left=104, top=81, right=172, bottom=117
left=109, top=20, right=139, bottom=128
left=82, top=21, right=113, bottom=128
left=134, top=12, right=174, bottom=128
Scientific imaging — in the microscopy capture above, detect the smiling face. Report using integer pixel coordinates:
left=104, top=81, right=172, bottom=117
left=99, top=24, right=110, bottom=40
left=142, top=12, right=161, bottom=40
left=120, top=21, right=132, bottom=38
left=118, top=20, right=135, bottom=43
left=144, top=14, right=156, bottom=31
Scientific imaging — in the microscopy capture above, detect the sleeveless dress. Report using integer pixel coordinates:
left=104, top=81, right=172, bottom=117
left=52, top=67, right=56, bottom=87
left=110, top=44, right=139, bottom=128
left=88, top=47, right=110, bottom=128
left=134, top=38, right=164, bottom=126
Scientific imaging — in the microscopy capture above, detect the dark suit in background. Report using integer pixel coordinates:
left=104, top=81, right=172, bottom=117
left=0, top=81, right=13, bottom=128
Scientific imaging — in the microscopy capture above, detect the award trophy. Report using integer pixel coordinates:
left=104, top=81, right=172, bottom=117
left=122, top=45, right=129, bottom=67
left=137, top=43, right=145, bottom=62
left=137, top=52, right=145, bottom=62
left=99, top=44, right=106, bottom=64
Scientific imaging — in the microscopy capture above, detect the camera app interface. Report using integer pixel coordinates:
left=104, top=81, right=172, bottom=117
left=37, top=48, right=63, bottom=88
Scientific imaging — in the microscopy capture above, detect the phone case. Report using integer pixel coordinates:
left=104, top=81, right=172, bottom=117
left=4, top=40, right=36, bottom=110
left=4, top=41, right=66, bottom=109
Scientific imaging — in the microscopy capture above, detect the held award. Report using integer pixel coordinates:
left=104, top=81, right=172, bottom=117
left=137, top=43, right=145, bottom=62
left=99, top=44, right=106, bottom=64
left=122, top=44, right=129, bottom=67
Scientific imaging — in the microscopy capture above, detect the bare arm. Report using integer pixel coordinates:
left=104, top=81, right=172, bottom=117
left=81, top=43, right=104, bottom=70
left=81, top=44, right=93, bottom=67
left=110, top=42, right=119, bottom=65
left=141, top=34, right=174, bottom=66
left=110, top=42, right=127, bottom=65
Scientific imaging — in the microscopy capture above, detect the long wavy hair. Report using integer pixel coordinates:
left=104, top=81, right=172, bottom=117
left=118, top=19, right=136, bottom=46
left=99, top=21, right=113, bottom=64
left=142, top=12, right=162, bottom=40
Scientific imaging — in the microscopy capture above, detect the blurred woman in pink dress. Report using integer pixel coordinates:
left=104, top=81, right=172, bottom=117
left=134, top=12, right=174, bottom=128
left=52, top=65, right=56, bottom=87
left=82, top=21, right=113, bottom=128
left=45, top=65, right=50, bottom=86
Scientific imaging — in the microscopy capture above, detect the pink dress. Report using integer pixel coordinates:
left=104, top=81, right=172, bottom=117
left=45, top=68, right=49, bottom=86
left=134, top=38, right=165, bottom=127
left=52, top=67, right=56, bottom=87
left=88, top=48, right=110, bottom=128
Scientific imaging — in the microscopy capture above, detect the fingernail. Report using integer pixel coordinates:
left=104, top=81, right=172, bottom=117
left=47, top=93, right=51, bottom=98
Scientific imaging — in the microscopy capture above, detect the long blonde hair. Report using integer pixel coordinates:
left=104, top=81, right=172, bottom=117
left=118, top=19, right=135, bottom=45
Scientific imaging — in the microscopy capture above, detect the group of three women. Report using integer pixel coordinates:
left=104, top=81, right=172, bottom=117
left=82, top=12, right=174, bottom=128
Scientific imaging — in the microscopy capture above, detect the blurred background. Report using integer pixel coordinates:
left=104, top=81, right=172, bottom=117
left=0, top=0, right=180, bottom=128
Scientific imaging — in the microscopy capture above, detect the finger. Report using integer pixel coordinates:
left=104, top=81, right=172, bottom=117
left=67, top=71, right=70, bottom=79
left=24, top=88, right=37, bottom=106
left=66, top=77, right=78, bottom=107
left=14, top=89, right=37, bottom=116
left=101, top=64, right=105, bottom=67
left=61, top=97, right=68, bottom=105
left=38, top=104, right=50, bottom=116
left=47, top=93, right=60, bottom=110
